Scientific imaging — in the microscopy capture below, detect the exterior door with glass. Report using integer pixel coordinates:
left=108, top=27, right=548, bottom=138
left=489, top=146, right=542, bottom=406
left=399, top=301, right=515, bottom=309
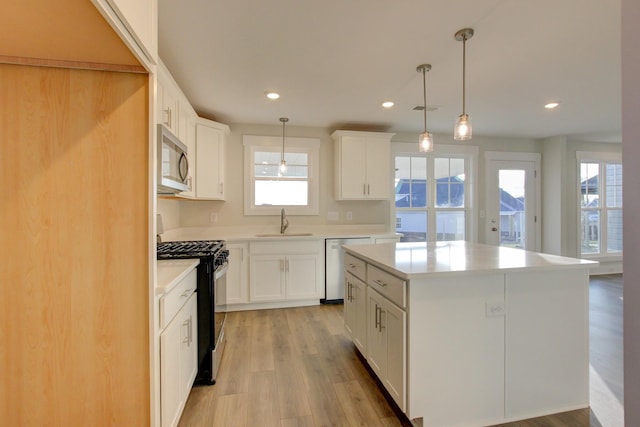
left=485, top=154, right=540, bottom=251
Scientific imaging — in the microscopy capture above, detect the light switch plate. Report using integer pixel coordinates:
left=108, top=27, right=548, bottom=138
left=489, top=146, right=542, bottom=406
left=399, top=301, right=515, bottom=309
left=327, top=211, right=339, bottom=221
left=485, top=302, right=506, bottom=317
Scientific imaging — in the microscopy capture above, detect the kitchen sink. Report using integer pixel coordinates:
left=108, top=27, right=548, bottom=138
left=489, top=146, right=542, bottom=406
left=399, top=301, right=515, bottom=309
left=255, top=233, right=313, bottom=237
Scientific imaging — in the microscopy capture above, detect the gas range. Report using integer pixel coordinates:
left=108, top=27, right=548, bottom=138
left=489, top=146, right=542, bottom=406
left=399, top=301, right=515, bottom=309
left=157, top=240, right=226, bottom=260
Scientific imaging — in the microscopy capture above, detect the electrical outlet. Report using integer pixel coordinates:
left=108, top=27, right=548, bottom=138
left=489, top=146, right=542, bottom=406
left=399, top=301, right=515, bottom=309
left=327, top=211, right=339, bottom=221
left=346, top=211, right=353, bottom=221
left=485, top=302, right=505, bottom=317
left=209, top=212, right=218, bottom=224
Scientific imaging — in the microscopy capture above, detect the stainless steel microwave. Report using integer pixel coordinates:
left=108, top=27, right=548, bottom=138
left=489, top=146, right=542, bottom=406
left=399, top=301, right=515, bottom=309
left=157, top=124, right=190, bottom=194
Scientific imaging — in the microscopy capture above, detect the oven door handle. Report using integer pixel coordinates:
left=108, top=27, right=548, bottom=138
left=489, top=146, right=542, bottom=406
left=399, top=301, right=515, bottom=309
left=214, top=262, right=229, bottom=280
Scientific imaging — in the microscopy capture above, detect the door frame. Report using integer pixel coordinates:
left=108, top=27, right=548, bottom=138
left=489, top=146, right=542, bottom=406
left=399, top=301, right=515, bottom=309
left=484, top=152, right=541, bottom=252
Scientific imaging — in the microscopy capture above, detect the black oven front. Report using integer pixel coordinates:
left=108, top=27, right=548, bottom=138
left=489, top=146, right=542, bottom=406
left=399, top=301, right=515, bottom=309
left=194, top=248, right=228, bottom=385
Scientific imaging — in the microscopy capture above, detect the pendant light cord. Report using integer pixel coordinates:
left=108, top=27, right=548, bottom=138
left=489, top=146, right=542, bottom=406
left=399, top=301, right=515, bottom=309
left=462, top=34, right=466, bottom=115
left=280, top=117, right=287, bottom=161
left=422, top=67, right=428, bottom=132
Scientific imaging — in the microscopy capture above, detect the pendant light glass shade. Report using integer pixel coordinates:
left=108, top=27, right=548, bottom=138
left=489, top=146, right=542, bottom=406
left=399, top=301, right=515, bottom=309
left=279, top=117, right=288, bottom=175
left=419, top=131, right=434, bottom=153
left=454, top=28, right=474, bottom=141
left=416, top=64, right=434, bottom=153
left=454, top=113, right=472, bottom=140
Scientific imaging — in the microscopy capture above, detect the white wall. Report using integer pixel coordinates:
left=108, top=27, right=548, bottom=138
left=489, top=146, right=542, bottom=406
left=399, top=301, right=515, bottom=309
left=178, top=123, right=389, bottom=229
left=541, top=136, right=568, bottom=255
left=157, top=198, right=181, bottom=231
left=622, top=0, right=640, bottom=423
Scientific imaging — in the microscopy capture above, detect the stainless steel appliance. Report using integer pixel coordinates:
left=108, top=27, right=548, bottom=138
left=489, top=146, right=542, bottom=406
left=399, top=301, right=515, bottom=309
left=323, top=237, right=371, bottom=303
left=157, top=240, right=229, bottom=385
left=157, top=124, right=190, bottom=194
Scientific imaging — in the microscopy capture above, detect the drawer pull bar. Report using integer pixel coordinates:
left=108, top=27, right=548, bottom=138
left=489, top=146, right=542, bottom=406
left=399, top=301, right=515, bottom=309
left=373, top=279, right=388, bottom=287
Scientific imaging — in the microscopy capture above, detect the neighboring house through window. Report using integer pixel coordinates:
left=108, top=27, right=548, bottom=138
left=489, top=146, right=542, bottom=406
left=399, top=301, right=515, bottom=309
left=578, top=151, right=622, bottom=257
left=394, top=145, right=477, bottom=242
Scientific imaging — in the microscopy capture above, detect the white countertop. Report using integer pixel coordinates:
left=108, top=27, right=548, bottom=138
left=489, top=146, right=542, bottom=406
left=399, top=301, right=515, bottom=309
left=343, top=241, right=598, bottom=280
left=156, top=259, right=199, bottom=295
left=160, top=225, right=399, bottom=242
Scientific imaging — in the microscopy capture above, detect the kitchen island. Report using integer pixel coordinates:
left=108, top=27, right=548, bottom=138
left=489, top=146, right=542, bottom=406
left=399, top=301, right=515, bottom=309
left=342, top=241, right=596, bottom=427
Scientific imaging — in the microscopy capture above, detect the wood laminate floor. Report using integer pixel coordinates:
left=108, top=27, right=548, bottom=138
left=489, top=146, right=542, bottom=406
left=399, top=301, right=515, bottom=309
left=178, top=275, right=623, bottom=427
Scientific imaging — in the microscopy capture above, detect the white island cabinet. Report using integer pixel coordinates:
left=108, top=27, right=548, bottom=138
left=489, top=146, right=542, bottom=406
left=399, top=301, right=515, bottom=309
left=343, top=241, right=595, bottom=427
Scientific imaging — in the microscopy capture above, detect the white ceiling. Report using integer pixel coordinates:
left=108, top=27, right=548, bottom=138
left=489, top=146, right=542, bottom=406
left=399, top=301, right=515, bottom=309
left=158, top=0, right=621, bottom=142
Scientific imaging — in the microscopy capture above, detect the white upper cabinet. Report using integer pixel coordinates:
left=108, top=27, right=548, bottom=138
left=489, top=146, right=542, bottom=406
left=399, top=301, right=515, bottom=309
left=195, top=119, right=229, bottom=200
left=92, top=0, right=157, bottom=67
left=332, top=130, right=394, bottom=200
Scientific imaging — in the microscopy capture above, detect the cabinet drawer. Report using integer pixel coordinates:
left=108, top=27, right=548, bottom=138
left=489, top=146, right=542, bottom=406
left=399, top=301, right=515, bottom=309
left=160, top=267, right=197, bottom=330
left=345, top=253, right=366, bottom=282
left=367, top=264, right=406, bottom=308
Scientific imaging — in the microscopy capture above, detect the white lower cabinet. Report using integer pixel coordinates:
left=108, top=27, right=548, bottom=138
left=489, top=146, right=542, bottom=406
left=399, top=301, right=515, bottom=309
left=226, top=242, right=249, bottom=305
left=249, top=255, right=286, bottom=301
left=344, top=271, right=367, bottom=354
left=159, top=269, right=198, bottom=427
left=249, top=240, right=323, bottom=303
left=366, top=287, right=406, bottom=411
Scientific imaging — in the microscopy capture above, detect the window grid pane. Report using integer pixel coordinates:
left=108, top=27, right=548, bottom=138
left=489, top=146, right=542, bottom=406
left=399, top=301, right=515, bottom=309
left=580, top=163, right=600, bottom=208
left=436, top=211, right=465, bottom=241
left=606, top=163, right=622, bottom=208
left=253, top=149, right=310, bottom=205
left=579, top=160, right=622, bottom=256
left=607, top=209, right=623, bottom=252
left=435, top=158, right=465, bottom=208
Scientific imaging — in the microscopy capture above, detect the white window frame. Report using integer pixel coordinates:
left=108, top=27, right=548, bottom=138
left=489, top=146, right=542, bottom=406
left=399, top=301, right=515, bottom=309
left=577, top=151, right=623, bottom=260
left=391, top=143, right=478, bottom=242
left=243, top=135, right=320, bottom=215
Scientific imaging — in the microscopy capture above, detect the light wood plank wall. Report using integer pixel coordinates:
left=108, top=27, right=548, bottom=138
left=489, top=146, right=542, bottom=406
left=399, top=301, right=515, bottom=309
left=0, top=63, right=150, bottom=426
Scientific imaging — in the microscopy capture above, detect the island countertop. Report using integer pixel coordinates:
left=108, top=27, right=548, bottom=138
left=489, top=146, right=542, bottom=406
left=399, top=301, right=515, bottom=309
left=342, top=240, right=597, bottom=280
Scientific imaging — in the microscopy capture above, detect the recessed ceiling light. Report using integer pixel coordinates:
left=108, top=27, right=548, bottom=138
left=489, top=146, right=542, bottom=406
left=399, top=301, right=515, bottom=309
left=382, top=101, right=394, bottom=108
left=265, top=91, right=280, bottom=100
left=544, top=101, right=560, bottom=109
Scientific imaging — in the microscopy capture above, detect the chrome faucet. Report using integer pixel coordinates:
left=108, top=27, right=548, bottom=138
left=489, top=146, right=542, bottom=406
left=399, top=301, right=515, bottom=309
left=280, top=208, right=289, bottom=234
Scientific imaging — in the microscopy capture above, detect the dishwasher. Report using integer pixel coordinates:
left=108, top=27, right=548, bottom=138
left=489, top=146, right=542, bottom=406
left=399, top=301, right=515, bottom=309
left=323, top=237, right=371, bottom=303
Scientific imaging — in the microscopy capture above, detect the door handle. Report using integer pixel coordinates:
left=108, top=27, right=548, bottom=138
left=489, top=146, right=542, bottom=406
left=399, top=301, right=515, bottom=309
left=491, top=227, right=498, bottom=232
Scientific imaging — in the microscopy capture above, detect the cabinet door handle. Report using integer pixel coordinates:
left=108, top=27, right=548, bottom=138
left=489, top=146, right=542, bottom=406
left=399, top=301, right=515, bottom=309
left=182, top=319, right=190, bottom=344
left=220, top=182, right=224, bottom=195
left=373, top=279, right=388, bottom=287
left=374, top=304, right=380, bottom=329
left=181, top=289, right=192, bottom=298
left=348, top=263, right=356, bottom=269
left=367, top=184, right=370, bottom=195
left=363, top=183, right=367, bottom=195
left=164, top=107, right=172, bottom=127
left=379, top=309, right=385, bottom=332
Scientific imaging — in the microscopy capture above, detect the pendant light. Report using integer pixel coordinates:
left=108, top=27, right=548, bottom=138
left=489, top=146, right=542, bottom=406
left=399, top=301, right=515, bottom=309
left=416, top=64, right=434, bottom=152
left=279, top=117, right=288, bottom=174
left=454, top=28, right=474, bottom=140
